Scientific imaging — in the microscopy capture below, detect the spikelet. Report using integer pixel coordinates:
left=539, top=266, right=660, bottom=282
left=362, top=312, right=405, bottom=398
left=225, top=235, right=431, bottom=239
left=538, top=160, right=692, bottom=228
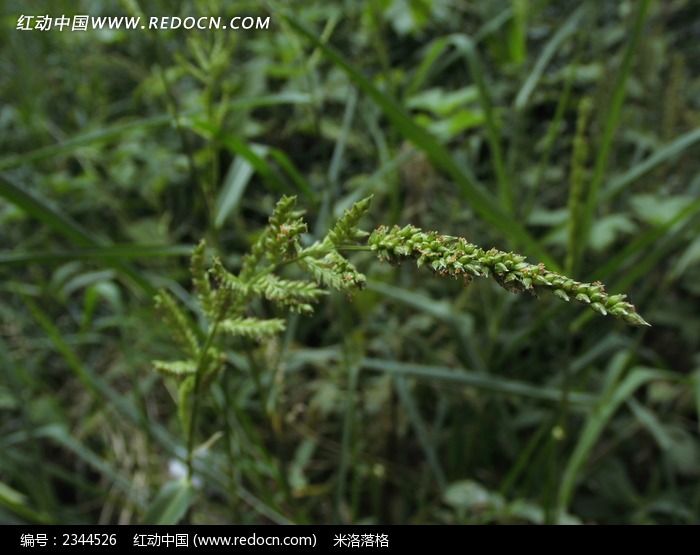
left=252, top=275, right=327, bottom=314
left=191, top=240, right=215, bottom=315
left=219, top=317, right=287, bottom=340
left=325, top=195, right=373, bottom=246
left=154, top=290, right=200, bottom=357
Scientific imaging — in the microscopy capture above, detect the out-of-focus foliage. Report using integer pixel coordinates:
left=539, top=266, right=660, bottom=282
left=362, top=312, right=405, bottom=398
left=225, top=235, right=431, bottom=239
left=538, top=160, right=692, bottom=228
left=1, top=0, right=699, bottom=524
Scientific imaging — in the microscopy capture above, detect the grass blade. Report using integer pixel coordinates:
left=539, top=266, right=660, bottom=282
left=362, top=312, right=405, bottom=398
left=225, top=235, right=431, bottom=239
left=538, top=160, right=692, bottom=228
left=449, top=35, right=512, bottom=213
left=558, top=364, right=663, bottom=510
left=142, top=478, right=195, bottom=525
left=602, top=127, right=700, bottom=202
left=514, top=6, right=585, bottom=110
left=0, top=245, right=193, bottom=266
left=578, top=0, right=652, bottom=266
left=362, top=358, right=595, bottom=406
left=394, top=376, right=447, bottom=491
left=0, top=175, right=156, bottom=295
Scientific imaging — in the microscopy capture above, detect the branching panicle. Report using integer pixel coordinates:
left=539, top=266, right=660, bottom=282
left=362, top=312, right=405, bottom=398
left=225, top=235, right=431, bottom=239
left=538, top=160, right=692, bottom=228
left=152, top=195, right=373, bottom=463
left=368, top=224, right=649, bottom=326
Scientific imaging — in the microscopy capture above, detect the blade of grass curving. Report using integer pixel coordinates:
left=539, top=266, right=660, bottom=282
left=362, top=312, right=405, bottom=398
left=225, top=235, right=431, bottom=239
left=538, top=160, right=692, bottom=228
left=0, top=481, right=53, bottom=524
left=367, top=280, right=485, bottom=372
left=449, top=35, right=512, bottom=214
left=190, top=120, right=294, bottom=197
left=1, top=175, right=95, bottom=247
left=572, top=198, right=700, bottom=331
left=566, top=98, right=593, bottom=275
left=0, top=245, right=192, bottom=266
left=335, top=357, right=359, bottom=521
left=394, top=376, right=447, bottom=491
left=367, top=281, right=473, bottom=332
left=627, top=398, right=673, bottom=451
left=558, top=365, right=663, bottom=510
left=594, top=197, right=700, bottom=282
left=577, top=0, right=652, bottom=267
left=282, top=13, right=557, bottom=268
left=514, top=6, right=586, bottom=110
left=215, top=151, right=262, bottom=228
left=142, top=478, right=195, bottom=524
left=2, top=424, right=142, bottom=508
left=267, top=148, right=316, bottom=202
left=405, top=36, right=451, bottom=98
left=475, top=6, right=513, bottom=42
left=317, top=86, right=358, bottom=235
left=602, top=127, right=700, bottom=202
left=0, top=175, right=156, bottom=295
left=362, top=358, right=595, bottom=406
left=215, top=145, right=317, bottom=229
left=524, top=41, right=580, bottom=217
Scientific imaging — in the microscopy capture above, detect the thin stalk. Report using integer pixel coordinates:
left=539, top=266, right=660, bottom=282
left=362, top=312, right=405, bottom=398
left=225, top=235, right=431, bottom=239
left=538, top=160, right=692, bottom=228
left=186, top=319, right=221, bottom=482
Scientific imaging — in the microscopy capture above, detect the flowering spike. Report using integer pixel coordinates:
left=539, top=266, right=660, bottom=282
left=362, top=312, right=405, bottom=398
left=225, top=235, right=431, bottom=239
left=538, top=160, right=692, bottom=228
left=368, top=224, right=649, bottom=326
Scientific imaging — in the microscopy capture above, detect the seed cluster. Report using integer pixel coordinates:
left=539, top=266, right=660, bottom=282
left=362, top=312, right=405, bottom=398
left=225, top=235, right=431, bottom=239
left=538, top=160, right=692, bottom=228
left=369, top=224, right=649, bottom=326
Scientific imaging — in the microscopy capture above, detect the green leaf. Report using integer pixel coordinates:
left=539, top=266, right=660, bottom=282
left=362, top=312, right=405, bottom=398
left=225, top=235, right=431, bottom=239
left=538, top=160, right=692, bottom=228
left=142, top=478, right=195, bottom=525
left=444, top=480, right=501, bottom=511
left=448, top=35, right=512, bottom=213
left=215, top=147, right=266, bottom=228
left=630, top=194, right=696, bottom=226
left=672, top=236, right=700, bottom=279
left=406, top=87, right=479, bottom=117
left=0, top=481, right=53, bottom=524
left=395, top=376, right=447, bottom=490
left=190, top=121, right=296, bottom=198
left=589, top=214, right=637, bottom=252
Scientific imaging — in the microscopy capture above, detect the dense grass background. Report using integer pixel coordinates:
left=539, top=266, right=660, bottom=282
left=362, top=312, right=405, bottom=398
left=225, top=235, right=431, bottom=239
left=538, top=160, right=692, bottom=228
left=1, top=0, right=700, bottom=524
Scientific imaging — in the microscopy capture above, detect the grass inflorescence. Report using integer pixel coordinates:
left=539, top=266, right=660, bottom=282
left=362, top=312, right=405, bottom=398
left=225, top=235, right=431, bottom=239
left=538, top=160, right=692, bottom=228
left=368, top=224, right=649, bottom=327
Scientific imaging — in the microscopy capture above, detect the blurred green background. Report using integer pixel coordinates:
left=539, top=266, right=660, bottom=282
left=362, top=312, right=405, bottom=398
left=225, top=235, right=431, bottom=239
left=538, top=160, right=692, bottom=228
left=1, top=0, right=700, bottom=524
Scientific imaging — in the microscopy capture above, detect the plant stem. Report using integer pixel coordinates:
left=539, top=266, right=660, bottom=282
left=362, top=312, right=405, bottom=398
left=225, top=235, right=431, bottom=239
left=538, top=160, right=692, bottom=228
left=186, top=319, right=221, bottom=482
